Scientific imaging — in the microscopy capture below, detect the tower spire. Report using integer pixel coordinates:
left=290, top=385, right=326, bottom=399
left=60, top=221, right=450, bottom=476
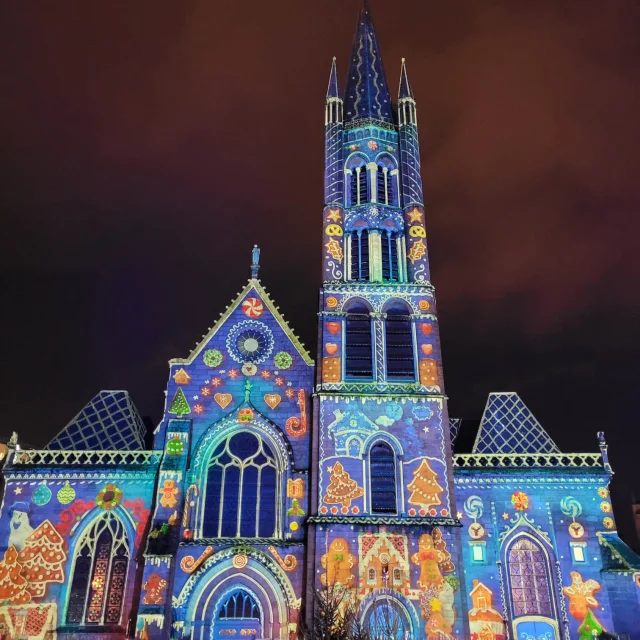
left=343, top=0, right=393, bottom=124
left=398, top=57, right=414, bottom=100
left=326, top=57, right=339, bottom=99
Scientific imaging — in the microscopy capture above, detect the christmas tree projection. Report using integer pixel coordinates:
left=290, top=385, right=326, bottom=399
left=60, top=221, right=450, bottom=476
left=18, top=521, right=66, bottom=598
left=0, top=546, right=31, bottom=604
left=323, top=462, right=364, bottom=509
left=578, top=610, right=604, bottom=639
left=407, top=459, right=443, bottom=510
left=169, top=388, right=191, bottom=417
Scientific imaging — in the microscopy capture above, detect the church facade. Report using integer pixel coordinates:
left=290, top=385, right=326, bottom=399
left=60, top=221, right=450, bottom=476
left=0, top=4, right=638, bottom=640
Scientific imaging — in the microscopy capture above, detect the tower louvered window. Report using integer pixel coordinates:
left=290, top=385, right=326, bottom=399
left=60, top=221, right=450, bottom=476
left=369, top=442, right=397, bottom=513
left=358, top=166, right=369, bottom=203
left=385, top=305, right=415, bottom=379
left=204, top=432, right=279, bottom=538
left=350, top=230, right=369, bottom=281
left=381, top=230, right=399, bottom=281
left=67, top=513, right=129, bottom=625
left=345, top=304, right=373, bottom=379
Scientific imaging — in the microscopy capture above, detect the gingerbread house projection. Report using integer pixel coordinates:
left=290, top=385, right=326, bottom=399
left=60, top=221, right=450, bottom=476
left=1, top=2, right=639, bottom=640
left=468, top=580, right=505, bottom=640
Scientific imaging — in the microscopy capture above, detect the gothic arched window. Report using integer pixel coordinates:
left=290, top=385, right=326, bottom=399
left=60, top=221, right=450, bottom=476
left=204, top=432, right=279, bottom=538
left=508, top=536, right=554, bottom=617
left=66, top=513, right=129, bottom=625
left=350, top=229, right=370, bottom=281
left=385, top=304, right=415, bottom=380
left=345, top=303, right=373, bottom=380
left=219, top=590, right=261, bottom=620
left=381, top=230, right=400, bottom=281
left=369, top=442, right=397, bottom=513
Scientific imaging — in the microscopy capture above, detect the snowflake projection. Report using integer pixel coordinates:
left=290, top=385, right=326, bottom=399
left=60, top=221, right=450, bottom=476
left=325, top=239, right=343, bottom=262
left=226, top=321, right=274, bottom=365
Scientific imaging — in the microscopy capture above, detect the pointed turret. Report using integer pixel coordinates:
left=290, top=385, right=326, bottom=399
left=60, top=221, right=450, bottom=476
left=326, top=57, right=340, bottom=100
left=398, top=57, right=414, bottom=100
left=343, top=0, right=393, bottom=124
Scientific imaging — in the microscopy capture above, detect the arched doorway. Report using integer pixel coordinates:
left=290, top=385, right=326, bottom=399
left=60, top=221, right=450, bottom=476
left=362, top=593, right=413, bottom=640
left=213, top=589, right=262, bottom=639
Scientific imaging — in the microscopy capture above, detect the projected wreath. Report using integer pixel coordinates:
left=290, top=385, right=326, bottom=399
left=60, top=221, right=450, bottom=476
left=226, top=320, right=274, bottom=364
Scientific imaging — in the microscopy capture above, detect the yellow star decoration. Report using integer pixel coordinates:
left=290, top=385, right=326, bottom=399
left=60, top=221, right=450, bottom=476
left=327, top=209, right=342, bottom=222
left=14, top=487, right=22, bottom=495
left=408, top=208, right=423, bottom=223
left=457, top=512, right=463, bottom=519
left=502, top=512, right=510, bottom=520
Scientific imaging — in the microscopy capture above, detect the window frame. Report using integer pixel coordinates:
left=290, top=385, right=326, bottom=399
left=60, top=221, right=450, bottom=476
left=367, top=440, right=398, bottom=514
left=65, top=512, right=130, bottom=627
left=383, top=303, right=416, bottom=381
left=201, top=430, right=283, bottom=539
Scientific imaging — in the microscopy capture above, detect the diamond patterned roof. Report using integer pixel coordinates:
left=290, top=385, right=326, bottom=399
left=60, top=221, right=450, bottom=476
left=46, top=391, right=146, bottom=451
left=472, top=392, right=560, bottom=454
left=449, top=418, right=461, bottom=447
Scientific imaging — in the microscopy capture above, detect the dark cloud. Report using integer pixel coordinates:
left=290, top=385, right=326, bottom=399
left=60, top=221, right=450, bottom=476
left=1, top=0, right=639, bottom=543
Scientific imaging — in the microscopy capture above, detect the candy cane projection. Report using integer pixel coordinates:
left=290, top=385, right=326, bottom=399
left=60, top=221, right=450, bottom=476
left=285, top=390, right=308, bottom=437
left=182, top=484, right=198, bottom=540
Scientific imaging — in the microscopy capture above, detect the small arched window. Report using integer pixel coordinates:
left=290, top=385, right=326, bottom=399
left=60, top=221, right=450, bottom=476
left=367, top=568, right=376, bottom=583
left=67, top=513, right=129, bottom=625
left=381, top=230, right=400, bottom=281
left=369, top=442, right=397, bottom=513
left=349, top=165, right=370, bottom=206
left=508, top=537, right=554, bottom=617
left=204, top=432, right=279, bottom=538
left=385, top=305, right=415, bottom=380
left=350, top=229, right=370, bottom=281
left=219, top=590, right=260, bottom=620
left=345, top=303, right=373, bottom=379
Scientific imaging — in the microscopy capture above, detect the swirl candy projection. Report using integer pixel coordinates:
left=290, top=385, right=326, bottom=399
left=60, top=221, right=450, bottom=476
left=463, top=495, right=484, bottom=520
left=560, top=497, right=583, bottom=519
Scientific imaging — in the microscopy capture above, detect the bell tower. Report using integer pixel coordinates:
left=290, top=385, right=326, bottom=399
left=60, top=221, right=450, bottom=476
left=310, top=1, right=464, bottom=636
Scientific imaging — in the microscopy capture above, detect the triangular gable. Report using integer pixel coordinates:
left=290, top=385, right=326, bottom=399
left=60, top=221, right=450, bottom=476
left=472, top=392, right=560, bottom=454
left=46, top=391, right=146, bottom=451
left=170, top=278, right=313, bottom=367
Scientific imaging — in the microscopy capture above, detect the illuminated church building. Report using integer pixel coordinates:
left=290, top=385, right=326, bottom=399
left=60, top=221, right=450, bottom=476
left=1, top=4, right=640, bottom=640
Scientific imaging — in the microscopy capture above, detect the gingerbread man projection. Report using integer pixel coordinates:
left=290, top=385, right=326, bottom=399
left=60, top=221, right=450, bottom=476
left=321, top=538, right=355, bottom=588
left=411, top=528, right=455, bottom=591
left=142, top=573, right=168, bottom=605
left=412, top=533, right=444, bottom=590
left=159, top=479, right=179, bottom=508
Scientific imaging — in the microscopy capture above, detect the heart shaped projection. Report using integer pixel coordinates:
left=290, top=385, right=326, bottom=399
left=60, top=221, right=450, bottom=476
left=421, top=344, right=433, bottom=355
left=325, top=343, right=338, bottom=355
left=420, top=323, right=433, bottom=336
left=326, top=322, right=340, bottom=334
left=214, top=393, right=232, bottom=409
left=264, top=394, right=281, bottom=409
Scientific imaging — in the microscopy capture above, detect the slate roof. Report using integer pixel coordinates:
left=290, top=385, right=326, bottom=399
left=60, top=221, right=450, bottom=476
left=598, top=532, right=640, bottom=572
left=46, top=390, right=146, bottom=451
left=472, top=392, right=560, bottom=454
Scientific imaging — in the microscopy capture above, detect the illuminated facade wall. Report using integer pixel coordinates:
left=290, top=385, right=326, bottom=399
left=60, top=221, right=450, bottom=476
left=0, top=3, right=639, bottom=640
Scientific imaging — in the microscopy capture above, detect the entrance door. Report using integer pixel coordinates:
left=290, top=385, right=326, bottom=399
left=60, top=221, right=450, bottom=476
left=514, top=618, right=558, bottom=640
left=213, top=590, right=262, bottom=640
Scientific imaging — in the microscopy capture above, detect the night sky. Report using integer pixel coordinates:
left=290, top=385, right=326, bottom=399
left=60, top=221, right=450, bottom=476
left=1, top=1, right=639, bottom=544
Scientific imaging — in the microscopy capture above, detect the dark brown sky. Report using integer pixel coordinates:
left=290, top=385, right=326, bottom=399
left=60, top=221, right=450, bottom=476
left=1, top=1, right=639, bottom=543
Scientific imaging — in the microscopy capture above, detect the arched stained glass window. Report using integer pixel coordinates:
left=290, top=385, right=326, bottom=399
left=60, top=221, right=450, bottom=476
left=350, top=230, right=370, bottom=282
left=219, top=590, right=260, bottom=620
left=204, top=432, right=279, bottom=538
left=385, top=305, right=415, bottom=380
left=345, top=304, right=373, bottom=379
left=66, top=513, right=129, bottom=625
left=508, top=537, right=554, bottom=617
left=369, top=442, right=397, bottom=513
